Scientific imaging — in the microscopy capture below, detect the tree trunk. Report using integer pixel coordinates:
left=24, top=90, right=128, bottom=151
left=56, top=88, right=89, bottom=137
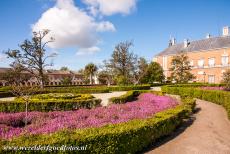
left=90, top=74, right=92, bottom=85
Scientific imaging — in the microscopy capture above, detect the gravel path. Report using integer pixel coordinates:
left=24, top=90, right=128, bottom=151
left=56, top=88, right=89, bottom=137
left=92, top=91, right=126, bottom=106
left=145, top=99, right=230, bottom=154
left=0, top=97, right=15, bottom=101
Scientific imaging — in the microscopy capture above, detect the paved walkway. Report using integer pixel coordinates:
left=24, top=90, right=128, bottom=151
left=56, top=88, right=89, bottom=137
left=145, top=99, right=230, bottom=154
left=92, top=91, right=126, bottom=106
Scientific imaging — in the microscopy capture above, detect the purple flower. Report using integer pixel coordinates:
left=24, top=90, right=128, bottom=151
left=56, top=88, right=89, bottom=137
left=0, top=93, right=178, bottom=139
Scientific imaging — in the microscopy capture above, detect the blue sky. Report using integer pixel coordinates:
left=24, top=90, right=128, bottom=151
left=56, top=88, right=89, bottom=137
left=0, top=0, right=230, bottom=71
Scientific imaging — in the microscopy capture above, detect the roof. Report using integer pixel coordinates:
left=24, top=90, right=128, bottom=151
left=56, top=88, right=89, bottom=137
left=156, top=36, right=230, bottom=56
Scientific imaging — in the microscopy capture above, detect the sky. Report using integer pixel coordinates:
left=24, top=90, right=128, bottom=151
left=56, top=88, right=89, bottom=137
left=0, top=0, right=230, bottom=71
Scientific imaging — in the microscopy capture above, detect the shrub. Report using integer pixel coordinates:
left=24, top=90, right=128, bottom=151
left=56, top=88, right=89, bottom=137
left=0, top=98, right=195, bottom=154
left=109, top=90, right=163, bottom=104
left=0, top=94, right=101, bottom=112
left=162, top=85, right=230, bottom=119
left=108, top=84, right=151, bottom=91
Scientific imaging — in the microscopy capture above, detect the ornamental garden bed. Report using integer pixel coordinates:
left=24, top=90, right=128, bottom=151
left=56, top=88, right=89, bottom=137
left=0, top=92, right=196, bottom=153
left=0, top=93, right=101, bottom=112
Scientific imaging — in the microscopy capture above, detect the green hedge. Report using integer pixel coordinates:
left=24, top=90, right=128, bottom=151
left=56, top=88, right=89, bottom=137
left=109, top=90, right=163, bottom=104
left=162, top=86, right=230, bottom=119
left=0, top=92, right=14, bottom=98
left=0, top=94, right=101, bottom=112
left=108, top=84, right=151, bottom=91
left=0, top=98, right=195, bottom=154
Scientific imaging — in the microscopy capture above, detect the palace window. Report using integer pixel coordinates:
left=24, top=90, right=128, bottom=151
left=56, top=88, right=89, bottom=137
left=222, top=56, right=228, bottom=66
left=198, top=59, right=204, bottom=68
left=208, top=75, right=215, bottom=83
left=208, top=58, right=215, bottom=67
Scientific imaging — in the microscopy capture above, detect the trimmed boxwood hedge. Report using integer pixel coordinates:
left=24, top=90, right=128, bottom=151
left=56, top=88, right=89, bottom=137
left=0, top=97, right=195, bottom=154
left=0, top=96, right=101, bottom=112
left=109, top=90, right=163, bottom=104
left=162, top=86, right=230, bottom=119
left=108, top=84, right=151, bottom=91
left=0, top=85, right=151, bottom=98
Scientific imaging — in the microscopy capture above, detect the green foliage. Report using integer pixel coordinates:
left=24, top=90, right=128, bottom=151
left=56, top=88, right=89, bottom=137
left=0, top=93, right=101, bottom=112
left=169, top=52, right=195, bottom=83
left=222, top=69, right=230, bottom=90
left=109, top=90, right=163, bottom=104
left=140, top=62, right=165, bottom=84
left=84, top=63, right=98, bottom=85
left=60, top=76, right=72, bottom=85
left=162, top=85, right=230, bottom=119
left=0, top=98, right=195, bottom=154
left=108, top=84, right=151, bottom=91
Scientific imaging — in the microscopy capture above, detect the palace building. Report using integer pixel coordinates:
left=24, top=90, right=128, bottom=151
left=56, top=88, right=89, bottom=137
left=154, top=26, right=230, bottom=83
left=0, top=68, right=84, bottom=86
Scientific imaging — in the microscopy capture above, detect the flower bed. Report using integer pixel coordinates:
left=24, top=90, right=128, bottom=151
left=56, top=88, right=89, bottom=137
left=0, top=97, right=195, bottom=154
left=0, top=93, right=178, bottom=139
left=0, top=93, right=101, bottom=112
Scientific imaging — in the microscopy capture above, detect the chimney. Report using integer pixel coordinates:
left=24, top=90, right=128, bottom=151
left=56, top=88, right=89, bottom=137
left=206, top=33, right=211, bottom=39
left=184, top=39, right=189, bottom=48
left=223, top=26, right=229, bottom=36
left=171, top=37, right=176, bottom=45
left=168, top=37, right=176, bottom=47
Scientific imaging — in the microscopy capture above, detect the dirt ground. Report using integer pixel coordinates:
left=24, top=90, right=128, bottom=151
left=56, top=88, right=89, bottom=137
left=145, top=99, right=230, bottom=154
left=92, top=91, right=126, bottom=106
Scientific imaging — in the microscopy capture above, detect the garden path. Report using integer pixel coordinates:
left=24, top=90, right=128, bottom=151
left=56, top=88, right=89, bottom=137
left=145, top=99, right=230, bottom=154
left=0, top=97, right=14, bottom=101
left=92, top=91, right=127, bottom=106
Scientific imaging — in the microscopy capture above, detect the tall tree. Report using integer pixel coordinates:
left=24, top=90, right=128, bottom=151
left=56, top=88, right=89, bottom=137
left=109, top=41, right=137, bottom=85
left=140, top=62, right=165, bottom=84
left=169, top=52, right=195, bottom=83
left=5, top=29, right=56, bottom=88
left=60, top=66, right=69, bottom=71
left=134, top=57, right=149, bottom=84
left=85, top=63, right=98, bottom=85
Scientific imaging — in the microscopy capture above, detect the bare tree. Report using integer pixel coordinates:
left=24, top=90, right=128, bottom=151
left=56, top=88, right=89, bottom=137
left=5, top=29, right=57, bottom=88
left=10, top=85, right=40, bottom=126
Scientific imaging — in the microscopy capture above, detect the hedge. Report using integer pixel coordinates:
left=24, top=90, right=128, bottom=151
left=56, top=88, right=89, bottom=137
left=108, top=84, right=151, bottom=91
left=162, top=86, right=230, bottom=119
left=0, top=97, right=196, bottom=154
left=0, top=94, right=101, bottom=112
left=109, top=90, right=163, bottom=104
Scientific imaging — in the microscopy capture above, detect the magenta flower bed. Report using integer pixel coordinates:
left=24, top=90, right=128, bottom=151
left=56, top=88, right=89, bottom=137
left=0, top=93, right=178, bottom=139
left=200, top=86, right=225, bottom=91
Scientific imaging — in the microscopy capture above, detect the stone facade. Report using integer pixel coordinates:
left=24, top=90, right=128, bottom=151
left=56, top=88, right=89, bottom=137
left=154, top=27, right=230, bottom=83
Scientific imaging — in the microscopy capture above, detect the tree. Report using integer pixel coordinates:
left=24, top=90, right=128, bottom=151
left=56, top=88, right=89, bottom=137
left=222, top=69, right=230, bottom=90
left=109, top=41, right=138, bottom=85
left=5, top=29, right=57, bottom=88
left=60, top=66, right=69, bottom=71
left=134, top=57, right=149, bottom=84
left=0, top=62, right=32, bottom=86
left=140, top=62, right=165, bottom=84
left=169, top=52, right=195, bottom=83
left=10, top=85, right=40, bottom=126
left=61, top=76, right=72, bottom=85
left=98, top=60, right=114, bottom=85
left=84, top=63, right=98, bottom=85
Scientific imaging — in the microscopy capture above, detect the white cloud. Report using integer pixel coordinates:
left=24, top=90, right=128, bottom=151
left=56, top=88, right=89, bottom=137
left=76, top=46, right=101, bottom=56
left=83, top=0, right=137, bottom=16
left=0, top=54, right=6, bottom=62
left=32, top=0, right=115, bottom=50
